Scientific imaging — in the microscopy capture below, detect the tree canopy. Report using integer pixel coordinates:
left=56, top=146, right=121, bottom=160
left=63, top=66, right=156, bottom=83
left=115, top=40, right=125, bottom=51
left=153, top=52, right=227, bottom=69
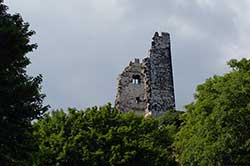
left=0, top=1, right=48, bottom=164
left=33, top=104, right=181, bottom=166
left=174, top=58, right=250, bottom=165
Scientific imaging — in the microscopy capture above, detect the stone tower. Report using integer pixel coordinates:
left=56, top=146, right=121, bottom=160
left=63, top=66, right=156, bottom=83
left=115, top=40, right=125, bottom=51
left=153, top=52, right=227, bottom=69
left=115, top=32, right=175, bottom=117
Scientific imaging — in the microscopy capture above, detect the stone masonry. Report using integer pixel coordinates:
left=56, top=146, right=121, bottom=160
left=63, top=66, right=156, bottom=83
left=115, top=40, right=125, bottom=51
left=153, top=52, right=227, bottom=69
left=115, top=59, right=146, bottom=114
left=115, top=32, right=175, bottom=117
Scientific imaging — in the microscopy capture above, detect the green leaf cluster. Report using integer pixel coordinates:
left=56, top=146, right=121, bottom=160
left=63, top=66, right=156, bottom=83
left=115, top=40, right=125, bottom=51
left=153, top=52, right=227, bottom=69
left=0, top=1, right=48, bottom=165
left=33, top=104, right=180, bottom=166
left=174, top=58, right=250, bottom=165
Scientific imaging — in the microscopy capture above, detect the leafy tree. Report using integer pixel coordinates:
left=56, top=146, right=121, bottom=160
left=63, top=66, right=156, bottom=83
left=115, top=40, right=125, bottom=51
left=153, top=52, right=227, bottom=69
left=33, top=104, right=177, bottom=166
left=174, top=58, right=250, bottom=166
left=0, top=1, right=48, bottom=165
left=160, top=109, right=183, bottom=130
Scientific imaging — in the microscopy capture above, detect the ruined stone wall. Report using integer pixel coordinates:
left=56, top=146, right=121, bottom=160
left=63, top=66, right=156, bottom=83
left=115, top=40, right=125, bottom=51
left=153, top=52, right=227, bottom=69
left=115, top=32, right=175, bottom=117
left=143, top=32, right=175, bottom=117
left=115, top=59, right=146, bottom=114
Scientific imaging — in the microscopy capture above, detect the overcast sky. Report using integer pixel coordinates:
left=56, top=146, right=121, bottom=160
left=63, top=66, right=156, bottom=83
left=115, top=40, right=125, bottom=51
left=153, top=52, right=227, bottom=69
left=5, top=0, right=250, bottom=110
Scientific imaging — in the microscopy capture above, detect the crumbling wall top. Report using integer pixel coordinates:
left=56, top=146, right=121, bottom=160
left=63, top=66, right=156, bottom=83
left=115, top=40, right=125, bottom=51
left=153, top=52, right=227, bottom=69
left=115, top=32, right=175, bottom=117
left=151, top=32, right=170, bottom=50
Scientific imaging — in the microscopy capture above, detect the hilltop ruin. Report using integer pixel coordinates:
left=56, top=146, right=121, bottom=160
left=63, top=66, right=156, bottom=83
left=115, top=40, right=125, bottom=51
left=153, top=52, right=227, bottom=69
left=115, top=32, right=175, bottom=117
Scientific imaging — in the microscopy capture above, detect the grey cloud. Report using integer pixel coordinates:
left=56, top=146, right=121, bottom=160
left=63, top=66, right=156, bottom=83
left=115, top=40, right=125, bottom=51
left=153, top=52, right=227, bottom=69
left=5, top=0, right=250, bottom=110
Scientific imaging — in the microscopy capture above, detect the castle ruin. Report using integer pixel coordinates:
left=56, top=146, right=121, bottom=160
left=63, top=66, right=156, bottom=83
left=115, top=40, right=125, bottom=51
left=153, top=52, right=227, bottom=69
left=115, top=32, right=175, bottom=117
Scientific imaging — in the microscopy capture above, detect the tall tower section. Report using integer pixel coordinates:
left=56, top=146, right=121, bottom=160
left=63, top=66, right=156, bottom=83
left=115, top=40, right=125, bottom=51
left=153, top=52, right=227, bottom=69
left=143, top=32, right=175, bottom=116
left=115, top=32, right=175, bottom=117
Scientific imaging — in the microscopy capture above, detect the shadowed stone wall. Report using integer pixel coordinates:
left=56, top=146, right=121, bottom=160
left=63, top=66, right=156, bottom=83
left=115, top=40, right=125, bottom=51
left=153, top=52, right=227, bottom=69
left=115, top=32, right=175, bottom=117
left=144, top=32, right=175, bottom=117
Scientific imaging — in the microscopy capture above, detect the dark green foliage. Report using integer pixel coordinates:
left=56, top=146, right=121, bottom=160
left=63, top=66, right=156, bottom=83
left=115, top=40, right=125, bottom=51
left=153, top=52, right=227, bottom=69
left=33, top=104, right=178, bottom=166
left=174, top=58, right=250, bottom=166
left=0, top=1, right=48, bottom=165
left=160, top=109, right=183, bottom=129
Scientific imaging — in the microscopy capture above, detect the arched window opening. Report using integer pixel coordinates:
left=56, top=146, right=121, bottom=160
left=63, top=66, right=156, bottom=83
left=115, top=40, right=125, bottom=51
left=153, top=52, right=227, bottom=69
left=132, top=75, right=141, bottom=85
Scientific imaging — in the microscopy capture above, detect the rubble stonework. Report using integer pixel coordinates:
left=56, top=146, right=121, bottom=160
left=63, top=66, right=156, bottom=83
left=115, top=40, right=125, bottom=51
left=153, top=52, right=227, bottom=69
left=115, top=59, right=146, bottom=114
left=115, top=32, right=175, bottom=117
